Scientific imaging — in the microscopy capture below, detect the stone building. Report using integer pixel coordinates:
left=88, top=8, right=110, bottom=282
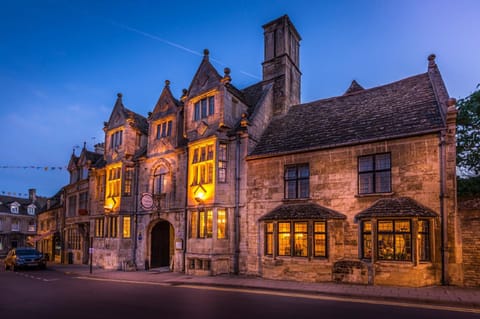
left=35, top=189, right=64, bottom=262
left=64, top=143, right=104, bottom=264
left=0, top=189, right=45, bottom=256
left=54, top=15, right=465, bottom=286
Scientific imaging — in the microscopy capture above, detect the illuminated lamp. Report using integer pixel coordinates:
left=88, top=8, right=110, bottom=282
left=194, top=185, right=207, bottom=204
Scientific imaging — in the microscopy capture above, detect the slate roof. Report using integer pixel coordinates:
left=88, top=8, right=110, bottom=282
left=259, top=202, right=346, bottom=221
left=250, top=72, right=445, bottom=157
left=355, top=197, right=438, bottom=220
left=0, top=195, right=45, bottom=215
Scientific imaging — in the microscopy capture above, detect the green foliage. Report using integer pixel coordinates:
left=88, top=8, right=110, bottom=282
left=456, top=85, right=480, bottom=176
left=457, top=175, right=480, bottom=198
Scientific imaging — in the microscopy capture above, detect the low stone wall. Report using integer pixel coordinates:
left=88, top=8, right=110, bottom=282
left=459, top=203, right=480, bottom=287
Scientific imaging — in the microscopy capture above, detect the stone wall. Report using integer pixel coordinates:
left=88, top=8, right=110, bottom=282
left=459, top=200, right=480, bottom=287
left=246, top=134, right=452, bottom=286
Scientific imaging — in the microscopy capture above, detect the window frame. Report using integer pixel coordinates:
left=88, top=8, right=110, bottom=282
left=266, top=220, right=328, bottom=259
left=193, top=96, right=215, bottom=121
left=284, top=164, right=310, bottom=199
left=358, top=153, right=392, bottom=195
left=377, top=219, right=412, bottom=261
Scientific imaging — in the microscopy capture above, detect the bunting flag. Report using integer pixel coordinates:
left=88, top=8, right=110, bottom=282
left=0, top=165, right=66, bottom=170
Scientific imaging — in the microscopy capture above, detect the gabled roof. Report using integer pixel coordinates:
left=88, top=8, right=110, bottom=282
left=250, top=71, right=445, bottom=157
left=106, top=93, right=148, bottom=135
left=355, top=197, right=438, bottom=220
left=187, top=49, right=223, bottom=98
left=150, top=80, right=181, bottom=121
left=259, top=202, right=346, bottom=221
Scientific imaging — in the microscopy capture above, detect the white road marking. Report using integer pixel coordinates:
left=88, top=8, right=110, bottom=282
left=73, top=276, right=480, bottom=314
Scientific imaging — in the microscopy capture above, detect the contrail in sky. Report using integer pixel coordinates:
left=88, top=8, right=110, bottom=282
left=109, top=20, right=261, bottom=80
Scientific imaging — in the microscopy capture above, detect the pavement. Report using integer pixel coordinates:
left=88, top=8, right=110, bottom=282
left=46, top=262, right=480, bottom=311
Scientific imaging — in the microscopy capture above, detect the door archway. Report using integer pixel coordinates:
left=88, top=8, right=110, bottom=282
left=150, top=220, right=174, bottom=269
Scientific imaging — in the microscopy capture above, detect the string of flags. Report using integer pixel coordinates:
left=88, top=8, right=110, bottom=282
left=0, top=165, right=67, bottom=171
left=0, top=191, right=31, bottom=197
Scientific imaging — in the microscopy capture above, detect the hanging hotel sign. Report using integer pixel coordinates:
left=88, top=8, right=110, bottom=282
left=140, top=193, right=154, bottom=210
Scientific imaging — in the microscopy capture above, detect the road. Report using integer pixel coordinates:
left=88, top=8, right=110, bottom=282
left=1, top=268, right=479, bottom=319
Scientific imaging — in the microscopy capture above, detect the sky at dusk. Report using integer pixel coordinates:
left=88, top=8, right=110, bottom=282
left=0, top=0, right=479, bottom=198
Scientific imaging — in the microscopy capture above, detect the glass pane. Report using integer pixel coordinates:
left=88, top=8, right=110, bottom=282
left=376, top=154, right=391, bottom=170
left=217, top=210, right=226, bottom=239
left=314, top=234, right=326, bottom=257
left=359, top=173, right=373, bottom=194
left=395, top=234, right=411, bottom=260
left=362, top=234, right=372, bottom=259
left=294, top=233, right=307, bottom=257
left=419, top=234, right=430, bottom=261
left=206, top=210, right=213, bottom=238
left=314, top=222, right=325, bottom=233
left=419, top=220, right=429, bottom=233
left=207, top=145, right=214, bottom=160
left=208, top=96, right=215, bottom=115
left=378, top=220, right=393, bottom=232
left=266, top=223, right=273, bottom=232
left=286, top=181, right=296, bottom=198
left=376, top=171, right=391, bottom=192
left=278, top=222, right=290, bottom=232
left=266, top=233, right=273, bottom=255
left=362, top=220, right=371, bottom=232
left=395, top=220, right=410, bottom=232
left=201, top=99, right=207, bottom=118
left=294, top=222, right=307, bottom=232
left=378, top=234, right=394, bottom=260
left=278, top=233, right=291, bottom=256
left=298, top=165, right=309, bottom=178
left=285, top=167, right=297, bottom=179
left=199, top=211, right=205, bottom=238
left=359, top=156, right=373, bottom=172
left=298, top=179, right=309, bottom=198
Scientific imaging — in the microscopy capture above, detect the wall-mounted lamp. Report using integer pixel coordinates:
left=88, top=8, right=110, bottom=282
left=194, top=185, right=207, bottom=204
left=138, top=232, right=143, bottom=241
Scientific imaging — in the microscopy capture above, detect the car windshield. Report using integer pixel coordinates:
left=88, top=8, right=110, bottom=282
left=16, top=249, right=39, bottom=256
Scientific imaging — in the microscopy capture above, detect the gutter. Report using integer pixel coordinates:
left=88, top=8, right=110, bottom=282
left=439, top=131, right=448, bottom=285
left=233, top=133, right=241, bottom=274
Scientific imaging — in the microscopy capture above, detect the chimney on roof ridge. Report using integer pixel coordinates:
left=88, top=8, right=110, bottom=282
left=428, top=54, right=436, bottom=68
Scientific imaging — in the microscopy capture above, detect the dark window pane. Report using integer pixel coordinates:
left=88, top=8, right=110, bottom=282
left=359, top=156, right=374, bottom=172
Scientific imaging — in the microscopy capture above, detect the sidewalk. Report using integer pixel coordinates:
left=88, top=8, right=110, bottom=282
left=49, top=263, right=480, bottom=310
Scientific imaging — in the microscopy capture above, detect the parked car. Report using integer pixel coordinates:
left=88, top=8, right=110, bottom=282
left=4, top=248, right=46, bottom=271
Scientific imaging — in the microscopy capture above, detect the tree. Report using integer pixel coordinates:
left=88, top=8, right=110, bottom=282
left=456, top=85, right=480, bottom=176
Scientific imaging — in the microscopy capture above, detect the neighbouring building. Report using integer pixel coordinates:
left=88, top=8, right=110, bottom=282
left=48, top=15, right=468, bottom=287
left=0, top=189, right=46, bottom=256
left=35, top=189, right=64, bottom=262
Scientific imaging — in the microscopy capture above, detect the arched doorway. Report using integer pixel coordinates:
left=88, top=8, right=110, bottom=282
left=150, top=220, right=174, bottom=269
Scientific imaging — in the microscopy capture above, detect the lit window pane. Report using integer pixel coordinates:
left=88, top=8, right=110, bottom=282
left=314, top=234, right=326, bottom=257
left=378, top=234, right=394, bottom=260
left=206, top=210, right=213, bottom=238
left=278, top=222, right=291, bottom=256
left=217, top=210, right=226, bottom=239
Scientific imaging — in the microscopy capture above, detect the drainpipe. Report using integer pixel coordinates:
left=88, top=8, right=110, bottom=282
left=183, top=147, right=189, bottom=272
left=233, top=133, right=241, bottom=275
left=133, top=161, right=139, bottom=268
left=439, top=131, right=448, bottom=285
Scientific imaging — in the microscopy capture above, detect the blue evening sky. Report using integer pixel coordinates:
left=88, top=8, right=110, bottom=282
left=1, top=0, right=479, bottom=198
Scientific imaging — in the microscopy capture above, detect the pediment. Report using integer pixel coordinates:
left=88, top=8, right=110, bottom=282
left=151, top=82, right=179, bottom=120
left=188, top=56, right=222, bottom=98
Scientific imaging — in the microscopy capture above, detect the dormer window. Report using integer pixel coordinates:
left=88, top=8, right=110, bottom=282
left=27, top=206, right=35, bottom=215
left=194, top=96, right=215, bottom=121
left=110, top=130, right=123, bottom=149
left=11, top=205, right=19, bottom=214
left=156, top=120, right=173, bottom=139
